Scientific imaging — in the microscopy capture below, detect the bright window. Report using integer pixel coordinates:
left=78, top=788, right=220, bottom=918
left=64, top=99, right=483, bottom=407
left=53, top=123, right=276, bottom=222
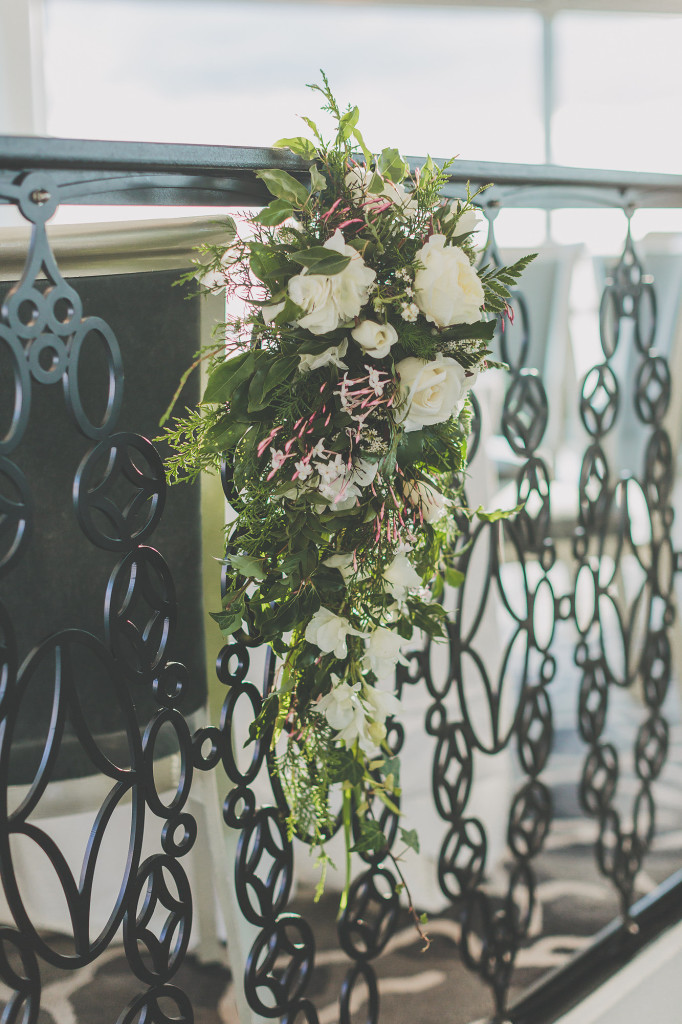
left=553, top=11, right=682, bottom=172
left=44, top=0, right=545, bottom=163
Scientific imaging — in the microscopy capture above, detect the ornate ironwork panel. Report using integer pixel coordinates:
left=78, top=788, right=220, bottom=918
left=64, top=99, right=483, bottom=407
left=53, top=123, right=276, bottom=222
left=0, top=146, right=681, bottom=1024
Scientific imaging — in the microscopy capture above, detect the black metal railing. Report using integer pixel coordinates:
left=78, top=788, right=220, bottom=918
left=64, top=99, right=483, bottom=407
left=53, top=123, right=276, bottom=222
left=2, top=137, right=682, bottom=1024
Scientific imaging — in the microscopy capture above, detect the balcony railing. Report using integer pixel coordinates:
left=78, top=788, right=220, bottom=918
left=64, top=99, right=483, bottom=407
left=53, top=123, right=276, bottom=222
left=1, top=137, right=682, bottom=1024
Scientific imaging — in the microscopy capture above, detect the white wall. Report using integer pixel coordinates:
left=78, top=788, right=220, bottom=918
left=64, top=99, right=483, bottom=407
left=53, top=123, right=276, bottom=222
left=0, top=0, right=46, bottom=135
left=555, top=920, right=682, bottom=1024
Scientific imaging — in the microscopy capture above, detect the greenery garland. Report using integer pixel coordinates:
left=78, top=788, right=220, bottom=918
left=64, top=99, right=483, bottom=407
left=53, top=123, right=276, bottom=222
left=162, top=74, right=533, bottom=929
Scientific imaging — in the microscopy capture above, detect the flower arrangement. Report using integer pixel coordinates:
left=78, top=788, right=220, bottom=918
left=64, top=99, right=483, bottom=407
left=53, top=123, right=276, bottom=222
left=163, top=75, right=533, bottom=919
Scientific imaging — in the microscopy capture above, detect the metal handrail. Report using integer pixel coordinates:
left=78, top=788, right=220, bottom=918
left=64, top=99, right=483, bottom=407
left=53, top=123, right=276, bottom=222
left=2, top=136, right=682, bottom=210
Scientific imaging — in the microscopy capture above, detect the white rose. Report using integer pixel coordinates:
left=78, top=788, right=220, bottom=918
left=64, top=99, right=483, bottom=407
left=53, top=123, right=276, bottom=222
left=326, top=229, right=376, bottom=321
left=305, top=608, right=365, bottom=659
left=298, top=339, right=348, bottom=373
left=287, top=230, right=375, bottom=335
left=345, top=165, right=371, bottom=202
left=364, top=628, right=410, bottom=682
left=414, top=234, right=484, bottom=327
left=396, top=353, right=472, bottom=432
left=382, top=179, right=419, bottom=219
left=262, top=301, right=285, bottom=325
left=382, top=552, right=422, bottom=600
left=448, top=205, right=484, bottom=237
left=351, top=320, right=399, bottom=359
left=403, top=478, right=447, bottom=523
left=288, top=272, right=338, bottom=335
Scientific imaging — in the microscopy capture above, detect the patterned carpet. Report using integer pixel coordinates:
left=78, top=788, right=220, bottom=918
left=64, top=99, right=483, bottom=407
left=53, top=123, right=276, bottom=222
left=5, top=657, right=682, bottom=1024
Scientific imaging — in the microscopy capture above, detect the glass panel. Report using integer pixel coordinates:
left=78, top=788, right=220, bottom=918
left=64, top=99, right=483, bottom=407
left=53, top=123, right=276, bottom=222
left=553, top=11, right=682, bottom=172
left=44, top=0, right=544, bottom=162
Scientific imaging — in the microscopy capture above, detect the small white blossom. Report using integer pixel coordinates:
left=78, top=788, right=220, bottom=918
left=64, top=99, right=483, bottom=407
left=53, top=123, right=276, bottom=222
left=305, top=608, right=366, bottom=659
left=337, top=386, right=354, bottom=413
left=361, top=429, right=388, bottom=455
left=383, top=551, right=423, bottom=600
left=336, top=705, right=378, bottom=754
left=402, top=478, right=448, bottom=523
left=367, top=367, right=385, bottom=396
left=316, top=677, right=362, bottom=730
left=363, top=681, right=403, bottom=720
left=364, top=627, right=410, bottom=683
left=298, top=339, right=348, bottom=373
left=382, top=180, right=419, bottom=219
left=310, top=438, right=326, bottom=459
left=316, top=675, right=390, bottom=755
left=316, top=457, right=342, bottom=486
left=295, top=460, right=313, bottom=481
left=270, top=448, right=286, bottom=471
left=323, top=552, right=357, bottom=581
left=400, top=302, right=419, bottom=322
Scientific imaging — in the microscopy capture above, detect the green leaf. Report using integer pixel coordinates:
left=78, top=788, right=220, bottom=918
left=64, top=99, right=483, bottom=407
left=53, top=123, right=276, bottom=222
left=247, top=359, right=274, bottom=412
left=421, top=154, right=435, bottom=184
left=397, top=430, right=426, bottom=467
left=247, top=693, right=279, bottom=744
left=209, top=599, right=244, bottom=637
left=203, top=352, right=255, bottom=404
left=248, top=240, right=292, bottom=284
left=260, top=355, right=299, bottom=402
left=328, top=749, right=364, bottom=786
left=204, top=418, right=250, bottom=452
left=439, top=320, right=496, bottom=344
left=312, top=564, right=346, bottom=592
left=224, top=553, right=267, bottom=581
left=253, top=198, right=294, bottom=226
left=378, top=147, right=408, bottom=183
left=299, top=115, right=323, bottom=142
left=289, top=246, right=351, bottom=275
left=474, top=501, right=525, bottom=522
left=350, top=819, right=387, bottom=855
left=309, top=165, right=327, bottom=193
left=268, top=597, right=302, bottom=633
left=431, top=573, right=445, bottom=602
left=271, top=296, right=304, bottom=327
left=444, top=567, right=465, bottom=588
left=280, top=546, right=318, bottom=576
left=272, top=136, right=317, bottom=160
left=255, top=168, right=309, bottom=207
left=336, top=105, right=359, bottom=143
left=381, top=756, right=401, bottom=787
left=367, top=171, right=385, bottom=196
left=351, top=126, right=373, bottom=167
left=400, top=827, right=420, bottom=854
